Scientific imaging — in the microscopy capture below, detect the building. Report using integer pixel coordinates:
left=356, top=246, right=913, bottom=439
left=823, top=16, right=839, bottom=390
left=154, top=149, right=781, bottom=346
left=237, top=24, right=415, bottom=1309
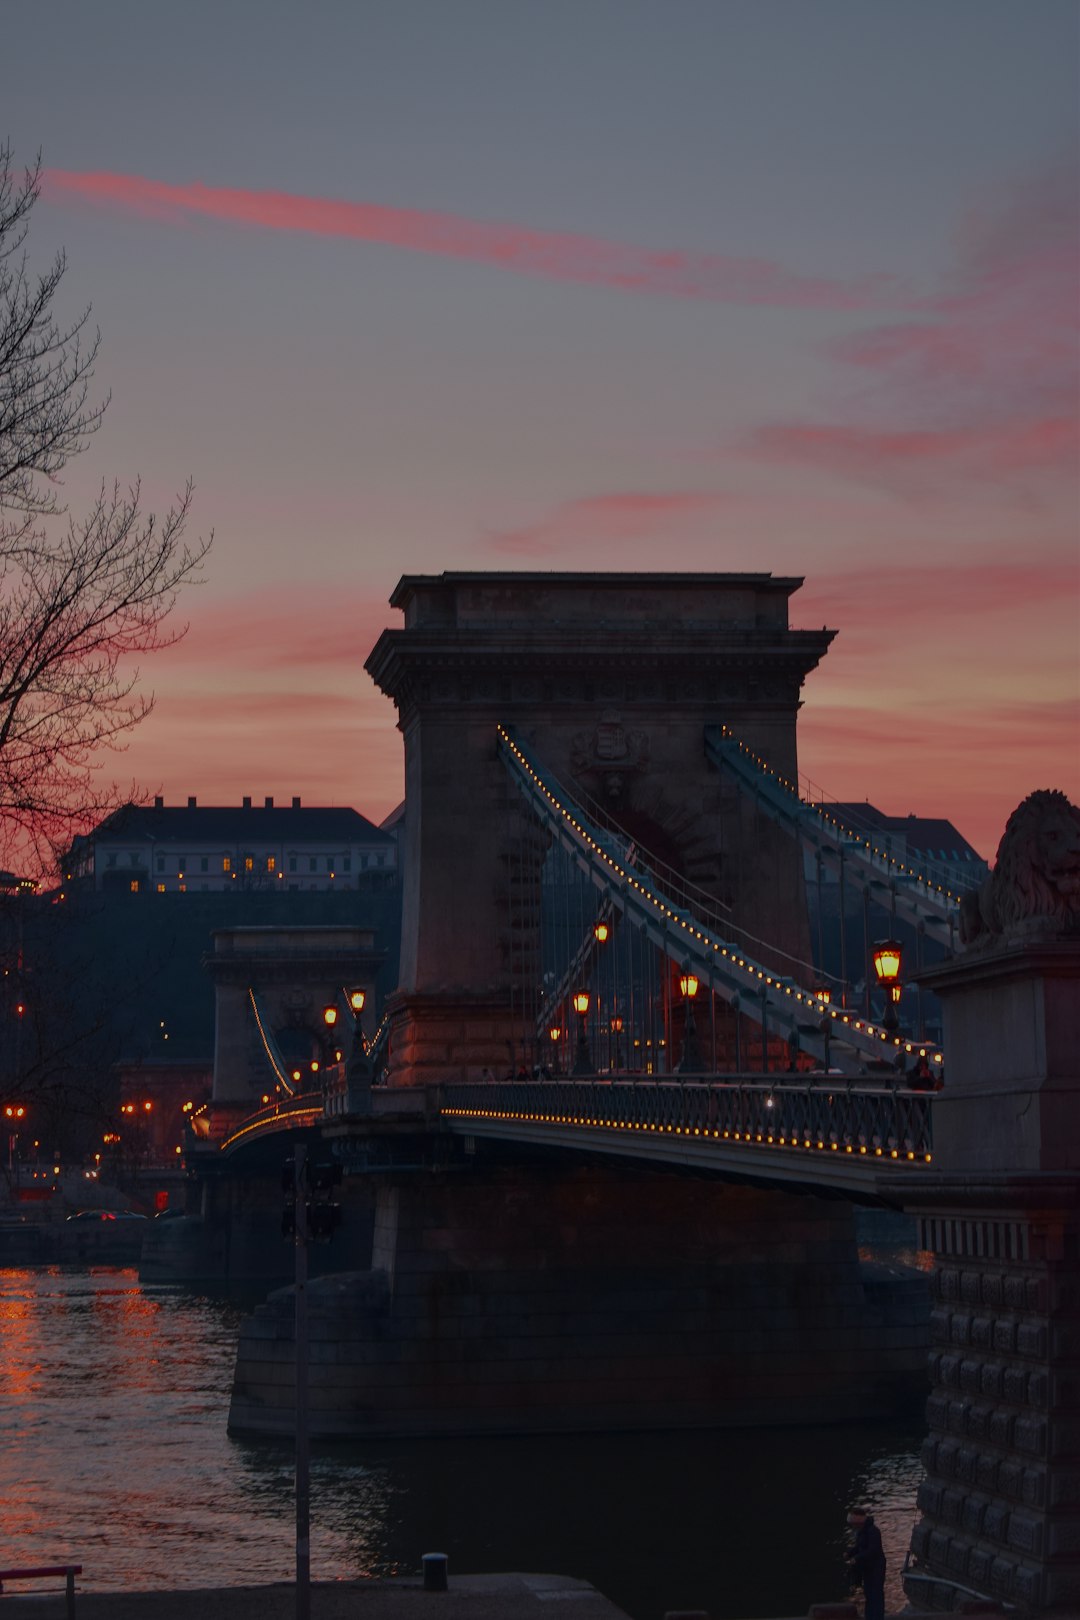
left=810, top=803, right=987, bottom=891
left=66, top=797, right=398, bottom=895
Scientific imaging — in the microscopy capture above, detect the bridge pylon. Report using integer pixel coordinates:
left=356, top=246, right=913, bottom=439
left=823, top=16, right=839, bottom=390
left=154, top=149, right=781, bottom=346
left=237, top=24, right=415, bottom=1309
left=366, top=571, right=834, bottom=1085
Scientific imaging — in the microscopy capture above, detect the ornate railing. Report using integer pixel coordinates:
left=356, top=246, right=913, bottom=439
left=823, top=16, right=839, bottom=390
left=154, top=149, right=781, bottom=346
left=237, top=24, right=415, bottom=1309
left=441, top=1077, right=933, bottom=1167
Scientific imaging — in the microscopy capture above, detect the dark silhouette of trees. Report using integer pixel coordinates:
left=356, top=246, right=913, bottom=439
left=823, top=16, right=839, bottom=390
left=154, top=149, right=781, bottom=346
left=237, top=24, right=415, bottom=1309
left=0, top=144, right=212, bottom=877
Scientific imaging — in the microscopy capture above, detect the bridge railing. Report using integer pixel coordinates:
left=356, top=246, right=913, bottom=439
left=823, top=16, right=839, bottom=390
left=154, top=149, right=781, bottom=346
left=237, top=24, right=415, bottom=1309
left=441, top=1078, right=933, bottom=1165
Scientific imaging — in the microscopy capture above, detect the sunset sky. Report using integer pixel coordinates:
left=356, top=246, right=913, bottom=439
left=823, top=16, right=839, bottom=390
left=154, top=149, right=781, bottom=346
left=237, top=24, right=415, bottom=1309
left=7, top=0, right=1078, bottom=859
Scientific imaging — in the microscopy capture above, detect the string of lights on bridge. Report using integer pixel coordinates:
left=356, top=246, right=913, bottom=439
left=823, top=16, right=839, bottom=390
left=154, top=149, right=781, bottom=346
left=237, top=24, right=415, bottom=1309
left=442, top=1103, right=932, bottom=1164
left=496, top=726, right=943, bottom=1068
left=717, top=725, right=965, bottom=906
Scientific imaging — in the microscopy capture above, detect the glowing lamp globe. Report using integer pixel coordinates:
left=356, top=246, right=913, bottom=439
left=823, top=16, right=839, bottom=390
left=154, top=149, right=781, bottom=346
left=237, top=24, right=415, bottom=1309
left=871, top=941, right=903, bottom=987
left=593, top=921, right=610, bottom=944
left=679, top=972, right=700, bottom=1000
left=573, top=991, right=591, bottom=1018
left=349, top=988, right=366, bottom=1014
left=322, top=1002, right=339, bottom=1028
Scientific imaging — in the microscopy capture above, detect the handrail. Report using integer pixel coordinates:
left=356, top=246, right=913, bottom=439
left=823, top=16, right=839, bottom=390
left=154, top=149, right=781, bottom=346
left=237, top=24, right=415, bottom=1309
left=442, top=1077, right=934, bottom=1167
left=705, top=724, right=973, bottom=947
left=0, top=1564, right=82, bottom=1618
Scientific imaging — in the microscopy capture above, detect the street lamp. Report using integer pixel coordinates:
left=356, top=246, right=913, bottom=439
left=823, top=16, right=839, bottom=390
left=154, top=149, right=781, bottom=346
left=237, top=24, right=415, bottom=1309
left=677, top=969, right=703, bottom=1074
left=343, top=987, right=372, bottom=1112
left=814, top=985, right=833, bottom=1072
left=593, top=920, right=610, bottom=944
left=572, top=990, right=594, bottom=1075
left=871, top=939, right=904, bottom=1036
left=547, top=1024, right=561, bottom=1076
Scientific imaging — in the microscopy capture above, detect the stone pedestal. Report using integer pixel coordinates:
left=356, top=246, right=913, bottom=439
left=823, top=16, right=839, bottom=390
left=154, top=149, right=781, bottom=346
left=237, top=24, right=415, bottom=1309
left=904, top=939, right=1080, bottom=1614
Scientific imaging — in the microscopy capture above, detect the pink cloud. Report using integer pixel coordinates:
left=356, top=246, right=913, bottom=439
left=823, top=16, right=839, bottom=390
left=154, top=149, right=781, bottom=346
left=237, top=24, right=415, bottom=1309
left=485, top=490, right=732, bottom=556
left=744, top=163, right=1079, bottom=498
left=145, top=585, right=397, bottom=675
left=799, top=698, right=1079, bottom=859
left=44, top=167, right=916, bottom=312
left=750, top=414, right=1078, bottom=485
left=796, top=557, right=1078, bottom=629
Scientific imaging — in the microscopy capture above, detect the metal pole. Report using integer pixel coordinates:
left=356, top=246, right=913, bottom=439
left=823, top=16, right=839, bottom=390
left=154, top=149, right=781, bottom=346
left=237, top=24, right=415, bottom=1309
left=294, top=1144, right=310, bottom=1620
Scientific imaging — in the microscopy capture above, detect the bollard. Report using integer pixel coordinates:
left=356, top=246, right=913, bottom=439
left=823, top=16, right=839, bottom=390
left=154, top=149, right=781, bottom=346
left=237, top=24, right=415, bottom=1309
left=421, top=1552, right=448, bottom=1591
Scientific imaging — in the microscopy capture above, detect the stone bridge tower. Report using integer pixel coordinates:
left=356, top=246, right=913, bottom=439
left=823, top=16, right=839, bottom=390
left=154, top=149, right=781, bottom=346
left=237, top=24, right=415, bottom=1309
left=365, top=571, right=834, bottom=1083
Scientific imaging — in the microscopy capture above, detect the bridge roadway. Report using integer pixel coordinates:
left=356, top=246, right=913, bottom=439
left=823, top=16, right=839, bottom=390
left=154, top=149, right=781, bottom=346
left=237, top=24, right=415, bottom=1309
left=439, top=1077, right=933, bottom=1199
left=217, top=1073, right=934, bottom=1203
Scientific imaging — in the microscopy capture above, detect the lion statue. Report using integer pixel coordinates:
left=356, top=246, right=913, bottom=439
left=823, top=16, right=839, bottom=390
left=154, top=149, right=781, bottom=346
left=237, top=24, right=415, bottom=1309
left=959, top=789, right=1080, bottom=948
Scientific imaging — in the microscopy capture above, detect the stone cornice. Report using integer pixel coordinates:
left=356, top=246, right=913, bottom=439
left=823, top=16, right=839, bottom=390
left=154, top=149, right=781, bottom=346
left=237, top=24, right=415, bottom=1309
left=916, top=938, right=1080, bottom=992
left=366, top=627, right=835, bottom=707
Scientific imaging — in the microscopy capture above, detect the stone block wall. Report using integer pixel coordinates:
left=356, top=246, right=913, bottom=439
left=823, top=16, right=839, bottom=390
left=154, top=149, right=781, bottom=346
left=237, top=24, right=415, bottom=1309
left=906, top=1198, right=1080, bottom=1613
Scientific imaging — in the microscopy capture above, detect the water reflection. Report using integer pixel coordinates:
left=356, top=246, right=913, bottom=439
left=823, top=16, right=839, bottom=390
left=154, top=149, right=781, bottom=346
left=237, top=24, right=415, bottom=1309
left=0, top=1267, right=922, bottom=1618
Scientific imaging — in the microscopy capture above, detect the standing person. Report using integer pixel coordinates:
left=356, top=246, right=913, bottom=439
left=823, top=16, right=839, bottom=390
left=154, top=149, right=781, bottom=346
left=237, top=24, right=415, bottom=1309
left=846, top=1507, right=886, bottom=1620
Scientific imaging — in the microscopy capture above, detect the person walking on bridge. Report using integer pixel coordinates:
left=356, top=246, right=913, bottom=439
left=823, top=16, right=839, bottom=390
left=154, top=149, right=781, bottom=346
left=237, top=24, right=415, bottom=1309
left=846, top=1506, right=886, bottom=1620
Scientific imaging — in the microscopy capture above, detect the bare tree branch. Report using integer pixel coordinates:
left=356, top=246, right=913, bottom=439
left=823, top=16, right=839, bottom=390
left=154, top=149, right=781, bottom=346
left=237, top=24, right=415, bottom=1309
left=0, top=142, right=212, bottom=876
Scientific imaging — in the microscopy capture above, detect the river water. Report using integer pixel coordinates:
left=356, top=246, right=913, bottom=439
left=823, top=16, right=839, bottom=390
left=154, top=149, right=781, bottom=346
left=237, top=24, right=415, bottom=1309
left=1, top=1266, right=924, bottom=1619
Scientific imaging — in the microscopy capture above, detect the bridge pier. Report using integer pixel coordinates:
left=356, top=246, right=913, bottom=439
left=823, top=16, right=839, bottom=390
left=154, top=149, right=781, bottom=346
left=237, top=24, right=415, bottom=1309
left=228, top=1133, right=926, bottom=1439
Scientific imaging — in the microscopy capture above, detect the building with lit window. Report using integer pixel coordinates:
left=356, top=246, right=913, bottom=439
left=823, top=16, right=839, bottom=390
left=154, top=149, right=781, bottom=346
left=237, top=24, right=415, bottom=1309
left=66, top=796, right=397, bottom=895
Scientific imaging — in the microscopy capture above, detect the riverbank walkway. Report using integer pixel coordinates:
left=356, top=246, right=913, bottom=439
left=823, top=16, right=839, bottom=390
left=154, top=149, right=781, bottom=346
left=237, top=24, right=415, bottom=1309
left=0, top=1572, right=629, bottom=1619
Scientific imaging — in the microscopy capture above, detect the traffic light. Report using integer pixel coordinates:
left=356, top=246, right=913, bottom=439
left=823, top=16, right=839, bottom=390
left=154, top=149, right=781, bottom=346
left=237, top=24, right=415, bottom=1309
left=281, top=1155, right=342, bottom=1243
left=307, top=1202, right=342, bottom=1241
left=309, top=1161, right=342, bottom=1195
left=307, top=1159, right=342, bottom=1243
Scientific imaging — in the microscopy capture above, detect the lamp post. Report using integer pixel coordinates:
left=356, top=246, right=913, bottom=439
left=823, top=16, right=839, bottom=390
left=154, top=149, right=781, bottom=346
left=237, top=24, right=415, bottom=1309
left=592, top=920, right=609, bottom=945
left=677, top=969, right=703, bottom=1074
left=345, top=988, right=372, bottom=1112
left=871, top=939, right=904, bottom=1037
left=609, top=1015, right=624, bottom=1074
left=814, top=984, right=833, bottom=1073
left=547, top=1024, right=561, bottom=1077
left=571, top=990, right=594, bottom=1075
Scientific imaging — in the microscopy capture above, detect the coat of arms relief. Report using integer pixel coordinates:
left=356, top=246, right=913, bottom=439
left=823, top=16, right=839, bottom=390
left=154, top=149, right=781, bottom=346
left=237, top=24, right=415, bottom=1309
left=570, top=711, right=650, bottom=803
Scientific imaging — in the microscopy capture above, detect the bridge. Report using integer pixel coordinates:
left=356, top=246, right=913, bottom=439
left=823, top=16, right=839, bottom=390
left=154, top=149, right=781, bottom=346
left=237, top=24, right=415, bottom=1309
left=177, top=573, right=1079, bottom=1617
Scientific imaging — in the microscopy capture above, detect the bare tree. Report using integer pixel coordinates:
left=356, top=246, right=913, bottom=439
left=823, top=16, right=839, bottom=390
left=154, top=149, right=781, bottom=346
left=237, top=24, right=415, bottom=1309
left=0, top=144, right=211, bottom=875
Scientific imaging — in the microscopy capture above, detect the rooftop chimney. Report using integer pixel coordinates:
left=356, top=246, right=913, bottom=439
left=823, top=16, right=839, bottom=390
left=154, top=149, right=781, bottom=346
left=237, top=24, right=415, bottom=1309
left=264, top=796, right=274, bottom=810
left=154, top=795, right=164, bottom=810
left=187, top=796, right=197, bottom=809
left=242, top=796, right=252, bottom=810
left=292, top=796, right=301, bottom=809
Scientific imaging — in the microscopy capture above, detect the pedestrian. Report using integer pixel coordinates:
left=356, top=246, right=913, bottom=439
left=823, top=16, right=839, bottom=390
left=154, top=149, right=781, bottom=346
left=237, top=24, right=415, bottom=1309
left=846, top=1506, right=886, bottom=1620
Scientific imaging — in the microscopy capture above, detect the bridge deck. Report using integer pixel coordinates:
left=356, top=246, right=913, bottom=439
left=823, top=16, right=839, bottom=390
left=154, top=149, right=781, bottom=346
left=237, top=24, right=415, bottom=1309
left=440, top=1078, right=932, bottom=1200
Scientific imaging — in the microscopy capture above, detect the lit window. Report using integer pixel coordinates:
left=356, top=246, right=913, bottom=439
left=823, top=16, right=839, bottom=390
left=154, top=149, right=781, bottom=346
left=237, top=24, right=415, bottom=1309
left=266, top=855, right=276, bottom=872
left=157, top=883, right=166, bottom=894
left=244, top=856, right=254, bottom=872
left=130, top=879, right=140, bottom=893
left=222, top=856, right=231, bottom=873
left=179, top=884, right=187, bottom=893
